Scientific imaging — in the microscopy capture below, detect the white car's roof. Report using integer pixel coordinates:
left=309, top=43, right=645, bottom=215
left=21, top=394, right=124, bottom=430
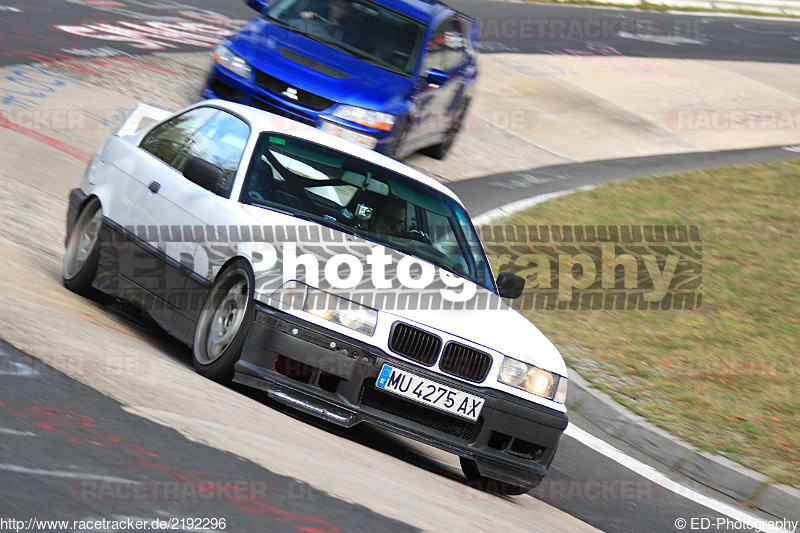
left=198, top=99, right=465, bottom=207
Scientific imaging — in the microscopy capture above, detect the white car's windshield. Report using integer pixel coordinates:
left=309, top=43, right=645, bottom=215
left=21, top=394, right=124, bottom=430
left=267, top=0, right=425, bottom=75
left=241, top=133, right=495, bottom=291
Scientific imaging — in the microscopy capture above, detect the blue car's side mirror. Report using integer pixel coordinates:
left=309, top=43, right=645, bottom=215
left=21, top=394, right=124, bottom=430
left=247, top=0, right=269, bottom=12
left=425, top=69, right=449, bottom=87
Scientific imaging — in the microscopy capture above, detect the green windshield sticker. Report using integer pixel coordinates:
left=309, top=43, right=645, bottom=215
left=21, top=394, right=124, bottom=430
left=268, top=136, right=286, bottom=145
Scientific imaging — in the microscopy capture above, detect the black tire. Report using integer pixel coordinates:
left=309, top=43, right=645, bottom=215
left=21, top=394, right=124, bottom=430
left=385, top=116, right=409, bottom=160
left=62, top=197, right=103, bottom=297
left=192, top=258, right=255, bottom=383
left=460, top=457, right=533, bottom=496
left=421, top=101, right=469, bottom=160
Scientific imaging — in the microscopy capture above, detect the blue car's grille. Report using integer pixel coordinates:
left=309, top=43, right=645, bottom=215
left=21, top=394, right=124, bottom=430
left=249, top=96, right=318, bottom=127
left=254, top=70, right=335, bottom=112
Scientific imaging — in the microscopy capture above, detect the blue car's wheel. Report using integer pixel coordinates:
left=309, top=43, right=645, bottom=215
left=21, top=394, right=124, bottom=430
left=422, top=101, right=469, bottom=160
left=386, top=116, right=410, bottom=160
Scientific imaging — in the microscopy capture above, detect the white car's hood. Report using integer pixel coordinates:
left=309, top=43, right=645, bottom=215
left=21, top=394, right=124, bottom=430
left=234, top=204, right=567, bottom=377
left=384, top=297, right=567, bottom=377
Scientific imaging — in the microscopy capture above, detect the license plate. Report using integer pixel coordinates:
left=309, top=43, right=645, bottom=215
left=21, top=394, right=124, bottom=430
left=375, top=364, right=485, bottom=422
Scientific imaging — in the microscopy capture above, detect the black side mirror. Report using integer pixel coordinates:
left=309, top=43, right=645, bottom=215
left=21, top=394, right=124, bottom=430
left=184, top=156, right=226, bottom=196
left=247, top=0, right=269, bottom=12
left=497, top=272, right=525, bottom=299
left=425, top=68, right=449, bottom=87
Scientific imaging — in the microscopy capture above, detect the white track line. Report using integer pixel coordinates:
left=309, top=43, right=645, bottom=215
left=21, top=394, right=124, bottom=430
left=0, top=427, right=37, bottom=436
left=0, top=464, right=140, bottom=484
left=565, top=425, right=792, bottom=533
left=472, top=185, right=596, bottom=226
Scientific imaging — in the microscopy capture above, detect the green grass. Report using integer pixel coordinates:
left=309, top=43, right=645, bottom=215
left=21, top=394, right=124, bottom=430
left=489, top=159, right=800, bottom=487
left=528, top=0, right=800, bottom=18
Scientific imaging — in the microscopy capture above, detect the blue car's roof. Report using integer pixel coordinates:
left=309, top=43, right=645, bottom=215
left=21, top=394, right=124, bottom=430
left=375, top=0, right=463, bottom=23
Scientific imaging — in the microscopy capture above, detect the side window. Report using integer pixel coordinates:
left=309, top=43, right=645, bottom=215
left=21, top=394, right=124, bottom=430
left=172, top=111, right=250, bottom=196
left=139, top=107, right=217, bottom=167
left=422, top=21, right=447, bottom=73
left=441, top=18, right=467, bottom=72
left=422, top=18, right=466, bottom=74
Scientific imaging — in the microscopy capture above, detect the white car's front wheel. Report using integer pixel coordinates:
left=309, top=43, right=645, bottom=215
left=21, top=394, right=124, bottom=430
left=62, top=197, right=103, bottom=296
left=193, top=258, right=255, bottom=382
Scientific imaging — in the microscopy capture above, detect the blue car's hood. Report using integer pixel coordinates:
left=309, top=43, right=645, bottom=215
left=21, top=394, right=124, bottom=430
left=230, top=18, right=413, bottom=112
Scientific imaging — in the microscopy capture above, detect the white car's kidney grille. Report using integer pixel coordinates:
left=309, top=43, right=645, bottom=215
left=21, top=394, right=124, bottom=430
left=440, top=343, right=492, bottom=383
left=388, top=322, right=441, bottom=366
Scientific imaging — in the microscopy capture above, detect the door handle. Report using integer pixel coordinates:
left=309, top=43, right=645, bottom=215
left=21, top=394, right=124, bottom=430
left=148, top=181, right=161, bottom=193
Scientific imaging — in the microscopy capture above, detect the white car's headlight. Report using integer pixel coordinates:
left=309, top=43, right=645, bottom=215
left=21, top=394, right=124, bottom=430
left=333, top=105, right=395, bottom=131
left=214, top=44, right=251, bottom=78
left=498, top=357, right=568, bottom=403
left=269, top=281, right=378, bottom=336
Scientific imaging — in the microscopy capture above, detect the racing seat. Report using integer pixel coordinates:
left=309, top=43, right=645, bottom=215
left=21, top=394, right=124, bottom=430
left=245, top=155, right=308, bottom=211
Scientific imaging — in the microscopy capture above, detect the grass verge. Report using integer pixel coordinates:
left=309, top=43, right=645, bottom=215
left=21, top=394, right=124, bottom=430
left=488, top=159, right=799, bottom=486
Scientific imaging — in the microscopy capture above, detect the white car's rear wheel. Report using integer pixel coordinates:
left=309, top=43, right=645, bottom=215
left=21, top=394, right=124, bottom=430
left=62, top=198, right=103, bottom=296
left=193, top=259, right=255, bottom=382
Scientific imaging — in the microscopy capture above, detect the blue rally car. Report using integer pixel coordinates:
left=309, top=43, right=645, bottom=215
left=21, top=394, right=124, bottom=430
left=205, top=0, right=478, bottom=159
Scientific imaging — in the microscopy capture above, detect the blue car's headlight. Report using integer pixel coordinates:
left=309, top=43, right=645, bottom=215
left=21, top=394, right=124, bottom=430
left=333, top=105, right=396, bottom=131
left=214, top=44, right=252, bottom=79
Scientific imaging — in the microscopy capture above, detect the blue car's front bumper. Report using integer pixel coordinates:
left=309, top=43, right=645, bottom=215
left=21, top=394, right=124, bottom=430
left=205, top=64, right=397, bottom=154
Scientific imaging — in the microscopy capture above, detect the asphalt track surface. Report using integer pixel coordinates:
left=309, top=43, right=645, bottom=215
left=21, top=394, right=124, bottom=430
left=1, top=1, right=798, bottom=532
left=451, top=144, right=800, bottom=218
left=1, top=0, right=799, bottom=66
left=0, top=340, right=417, bottom=533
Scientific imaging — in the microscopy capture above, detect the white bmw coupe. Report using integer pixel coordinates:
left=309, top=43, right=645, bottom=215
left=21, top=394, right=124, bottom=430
left=63, top=100, right=568, bottom=495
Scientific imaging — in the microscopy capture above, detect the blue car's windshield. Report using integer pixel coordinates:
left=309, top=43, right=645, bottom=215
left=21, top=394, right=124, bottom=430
left=241, top=133, right=496, bottom=291
left=267, top=0, right=425, bottom=76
